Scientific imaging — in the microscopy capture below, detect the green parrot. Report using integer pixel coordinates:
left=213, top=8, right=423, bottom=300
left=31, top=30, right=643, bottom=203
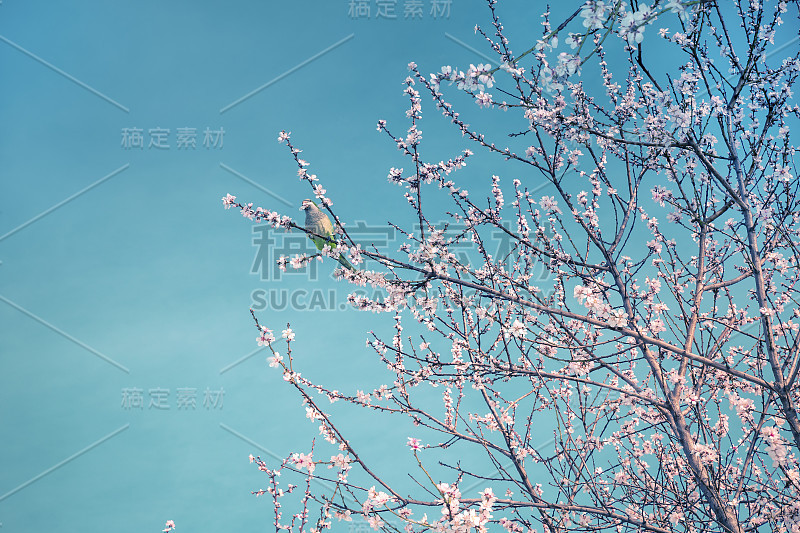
left=300, top=199, right=356, bottom=270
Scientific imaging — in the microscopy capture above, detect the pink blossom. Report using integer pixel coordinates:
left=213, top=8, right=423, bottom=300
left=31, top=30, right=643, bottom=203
left=539, top=196, right=562, bottom=214
left=267, top=353, right=283, bottom=367
left=581, top=1, right=609, bottom=30
left=646, top=239, right=662, bottom=254
left=574, top=285, right=593, bottom=303
left=649, top=318, right=666, bottom=334
left=257, top=327, right=275, bottom=346
left=505, top=319, right=527, bottom=339
left=222, top=193, right=236, bottom=209
left=651, top=185, right=672, bottom=206
left=292, top=452, right=315, bottom=474
left=607, top=309, right=628, bottom=328
left=366, top=486, right=393, bottom=511
left=329, top=453, right=351, bottom=469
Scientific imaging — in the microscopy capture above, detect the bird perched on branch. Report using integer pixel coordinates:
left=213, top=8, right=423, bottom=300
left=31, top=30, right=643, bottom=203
left=300, top=199, right=355, bottom=271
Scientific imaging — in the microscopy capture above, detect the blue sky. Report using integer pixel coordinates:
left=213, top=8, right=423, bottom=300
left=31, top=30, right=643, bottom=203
left=2, top=1, right=797, bottom=532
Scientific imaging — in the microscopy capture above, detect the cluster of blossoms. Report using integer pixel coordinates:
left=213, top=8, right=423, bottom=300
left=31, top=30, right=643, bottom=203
left=574, top=284, right=628, bottom=327
left=761, top=424, right=794, bottom=469
left=579, top=1, right=680, bottom=45
left=256, top=325, right=275, bottom=347
left=221, top=193, right=292, bottom=229
left=429, top=63, right=494, bottom=95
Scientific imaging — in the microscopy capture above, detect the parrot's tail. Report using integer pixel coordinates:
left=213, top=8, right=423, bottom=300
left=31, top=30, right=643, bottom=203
left=337, top=253, right=356, bottom=271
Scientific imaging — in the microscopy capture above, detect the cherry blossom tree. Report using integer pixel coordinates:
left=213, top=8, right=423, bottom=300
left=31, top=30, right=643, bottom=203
left=224, top=1, right=800, bottom=531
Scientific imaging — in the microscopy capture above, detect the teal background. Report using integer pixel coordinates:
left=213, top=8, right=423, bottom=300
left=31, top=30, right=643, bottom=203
left=2, top=1, right=797, bottom=532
